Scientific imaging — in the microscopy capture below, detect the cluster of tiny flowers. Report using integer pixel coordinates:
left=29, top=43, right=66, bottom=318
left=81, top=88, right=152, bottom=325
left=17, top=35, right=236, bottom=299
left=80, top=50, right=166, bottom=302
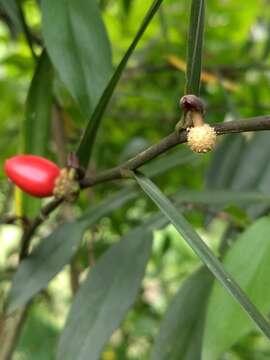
left=53, top=168, right=80, bottom=202
left=187, top=124, right=217, bottom=153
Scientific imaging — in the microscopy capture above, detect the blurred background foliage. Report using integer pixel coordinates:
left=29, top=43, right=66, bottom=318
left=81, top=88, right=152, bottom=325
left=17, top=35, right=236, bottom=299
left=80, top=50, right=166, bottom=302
left=1, top=0, right=270, bottom=359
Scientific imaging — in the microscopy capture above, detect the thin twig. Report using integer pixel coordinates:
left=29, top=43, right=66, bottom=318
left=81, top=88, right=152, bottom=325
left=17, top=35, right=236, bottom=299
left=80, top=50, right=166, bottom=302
left=19, top=198, right=62, bottom=260
left=0, top=215, right=30, bottom=229
left=19, top=115, right=270, bottom=257
left=80, top=115, right=270, bottom=188
left=0, top=307, right=29, bottom=360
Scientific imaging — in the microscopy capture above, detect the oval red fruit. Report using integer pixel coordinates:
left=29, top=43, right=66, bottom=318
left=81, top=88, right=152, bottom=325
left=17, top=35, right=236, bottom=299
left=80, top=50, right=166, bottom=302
left=4, top=155, right=60, bottom=198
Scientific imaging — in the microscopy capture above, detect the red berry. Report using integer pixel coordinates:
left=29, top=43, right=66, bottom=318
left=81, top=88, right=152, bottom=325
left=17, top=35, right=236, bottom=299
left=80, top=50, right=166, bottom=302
left=4, top=155, right=60, bottom=198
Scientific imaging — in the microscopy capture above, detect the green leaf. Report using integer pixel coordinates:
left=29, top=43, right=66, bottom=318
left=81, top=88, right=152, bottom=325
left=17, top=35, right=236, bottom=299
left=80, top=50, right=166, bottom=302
left=76, top=0, right=165, bottom=169
left=21, top=51, right=54, bottom=217
left=57, top=228, right=152, bottom=360
left=22, top=52, right=53, bottom=156
left=231, top=132, right=270, bottom=191
left=7, top=188, right=139, bottom=314
left=203, top=217, right=270, bottom=360
left=0, top=0, right=22, bottom=33
left=122, top=0, right=133, bottom=14
left=79, top=187, right=138, bottom=225
left=247, top=162, right=270, bottom=218
left=185, top=0, right=205, bottom=95
left=134, top=172, right=270, bottom=340
left=41, top=0, right=112, bottom=119
left=174, top=189, right=270, bottom=206
left=6, top=222, right=85, bottom=314
left=206, top=134, right=247, bottom=190
left=261, top=22, right=270, bottom=61
left=206, top=132, right=270, bottom=219
left=151, top=267, right=212, bottom=360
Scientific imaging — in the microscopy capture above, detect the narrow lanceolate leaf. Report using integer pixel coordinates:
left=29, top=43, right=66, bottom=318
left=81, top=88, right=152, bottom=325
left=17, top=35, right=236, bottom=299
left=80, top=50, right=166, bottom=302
left=203, top=217, right=270, bottom=360
left=41, top=0, right=112, bottom=119
left=151, top=267, right=212, bottom=360
left=205, top=134, right=247, bottom=190
left=7, top=189, right=138, bottom=314
left=122, top=0, right=133, bottom=14
left=6, top=222, right=85, bottom=314
left=57, top=228, right=152, bottom=360
left=22, top=52, right=53, bottom=156
left=134, top=172, right=270, bottom=340
left=174, top=189, right=270, bottom=206
left=185, top=0, right=205, bottom=95
left=21, top=51, right=54, bottom=217
left=206, top=132, right=270, bottom=219
left=76, top=0, right=165, bottom=169
left=0, top=0, right=22, bottom=33
left=231, top=132, right=270, bottom=191
left=79, top=187, right=138, bottom=225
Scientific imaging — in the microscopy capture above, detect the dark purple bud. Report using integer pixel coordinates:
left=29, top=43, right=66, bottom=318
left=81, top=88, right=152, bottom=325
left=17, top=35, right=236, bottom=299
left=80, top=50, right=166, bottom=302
left=179, top=95, right=205, bottom=114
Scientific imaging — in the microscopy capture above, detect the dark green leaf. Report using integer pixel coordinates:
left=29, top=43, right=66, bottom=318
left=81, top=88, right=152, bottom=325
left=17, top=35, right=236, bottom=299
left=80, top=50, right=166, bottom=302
left=231, top=132, right=270, bottom=191
left=203, top=217, right=270, bottom=360
left=247, top=161, right=270, bottom=218
left=205, top=134, right=247, bottom=189
left=22, top=51, right=53, bottom=156
left=151, top=267, right=212, bottom=360
left=6, top=222, right=85, bottom=314
left=57, top=228, right=152, bottom=360
left=21, top=51, right=54, bottom=217
left=134, top=172, right=270, bottom=340
left=7, top=189, right=139, bottom=314
left=76, top=0, right=165, bottom=169
left=41, top=0, right=112, bottom=119
left=261, top=21, right=270, bottom=61
left=174, top=189, right=270, bottom=206
left=207, top=132, right=270, bottom=195
left=79, top=187, right=138, bottom=225
left=122, top=0, right=132, bottom=14
left=0, top=0, right=22, bottom=33
left=206, top=132, right=270, bottom=219
left=185, top=0, right=205, bottom=95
